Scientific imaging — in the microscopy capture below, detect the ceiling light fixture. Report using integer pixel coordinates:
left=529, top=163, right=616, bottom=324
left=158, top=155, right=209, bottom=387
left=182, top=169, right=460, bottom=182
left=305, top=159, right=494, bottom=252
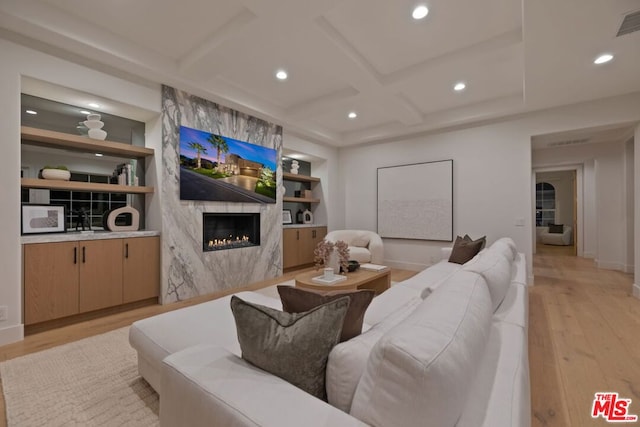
left=453, top=82, right=466, bottom=91
left=25, top=110, right=37, bottom=115
left=412, top=5, right=429, bottom=20
left=276, top=70, right=288, bottom=80
left=348, top=112, right=357, bottom=119
left=594, top=53, right=614, bottom=65
left=95, top=153, right=103, bottom=157
left=80, top=110, right=92, bottom=115
left=88, top=102, right=101, bottom=108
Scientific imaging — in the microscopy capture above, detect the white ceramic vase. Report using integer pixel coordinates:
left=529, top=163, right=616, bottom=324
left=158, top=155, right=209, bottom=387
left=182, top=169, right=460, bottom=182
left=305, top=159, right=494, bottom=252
left=42, top=169, right=71, bottom=181
left=85, top=114, right=107, bottom=140
left=327, top=249, right=340, bottom=273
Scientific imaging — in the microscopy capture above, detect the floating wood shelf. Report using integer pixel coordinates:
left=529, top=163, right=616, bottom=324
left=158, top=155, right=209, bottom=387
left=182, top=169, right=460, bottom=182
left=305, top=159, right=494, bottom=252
left=282, top=172, right=320, bottom=183
left=283, top=196, right=320, bottom=203
left=21, top=126, right=154, bottom=158
left=21, top=178, right=154, bottom=194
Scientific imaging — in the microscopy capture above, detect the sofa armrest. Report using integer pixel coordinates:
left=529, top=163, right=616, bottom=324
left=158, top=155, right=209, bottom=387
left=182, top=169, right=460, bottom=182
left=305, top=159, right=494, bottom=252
left=368, top=233, right=384, bottom=264
left=440, top=247, right=452, bottom=260
left=161, top=345, right=366, bottom=427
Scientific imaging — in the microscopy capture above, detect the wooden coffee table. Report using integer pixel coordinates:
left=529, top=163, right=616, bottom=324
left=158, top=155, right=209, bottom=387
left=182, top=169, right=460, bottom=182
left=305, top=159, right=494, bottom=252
left=295, top=268, right=391, bottom=295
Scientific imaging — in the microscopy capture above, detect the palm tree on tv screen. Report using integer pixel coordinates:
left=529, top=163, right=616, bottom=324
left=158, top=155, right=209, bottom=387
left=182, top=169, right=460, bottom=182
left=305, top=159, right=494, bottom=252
left=207, top=134, right=229, bottom=170
left=187, top=141, right=207, bottom=169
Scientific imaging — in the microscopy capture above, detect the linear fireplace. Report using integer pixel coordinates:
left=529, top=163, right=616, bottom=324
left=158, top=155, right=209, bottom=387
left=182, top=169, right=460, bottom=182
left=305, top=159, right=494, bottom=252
left=203, top=213, right=260, bottom=252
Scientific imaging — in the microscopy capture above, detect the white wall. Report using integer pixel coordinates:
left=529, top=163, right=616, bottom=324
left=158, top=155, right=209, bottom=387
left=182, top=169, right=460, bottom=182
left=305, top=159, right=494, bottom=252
left=340, top=93, right=640, bottom=282
left=533, top=140, right=628, bottom=270
left=0, top=39, right=160, bottom=346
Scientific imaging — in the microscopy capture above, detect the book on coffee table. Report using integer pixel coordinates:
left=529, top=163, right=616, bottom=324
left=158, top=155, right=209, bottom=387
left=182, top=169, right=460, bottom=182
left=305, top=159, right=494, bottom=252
left=360, top=263, right=389, bottom=272
left=311, top=274, right=348, bottom=285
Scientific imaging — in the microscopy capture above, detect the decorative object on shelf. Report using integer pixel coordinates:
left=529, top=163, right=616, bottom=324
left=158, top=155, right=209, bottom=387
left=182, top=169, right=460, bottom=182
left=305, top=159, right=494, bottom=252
left=41, top=165, right=70, bottom=181
left=21, top=204, right=66, bottom=235
left=282, top=209, right=292, bottom=224
left=290, top=159, right=299, bottom=175
left=296, top=209, right=304, bottom=224
left=72, top=207, right=91, bottom=231
left=103, top=206, right=140, bottom=231
left=313, top=239, right=350, bottom=274
left=303, top=209, right=313, bottom=224
left=84, top=113, right=107, bottom=141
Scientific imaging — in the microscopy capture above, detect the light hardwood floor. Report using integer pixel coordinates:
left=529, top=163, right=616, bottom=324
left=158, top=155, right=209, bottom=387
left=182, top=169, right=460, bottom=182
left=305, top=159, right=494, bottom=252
left=0, top=259, right=637, bottom=426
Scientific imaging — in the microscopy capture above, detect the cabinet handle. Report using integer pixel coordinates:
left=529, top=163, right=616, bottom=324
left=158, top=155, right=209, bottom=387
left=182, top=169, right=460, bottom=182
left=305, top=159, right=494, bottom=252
left=82, top=246, right=86, bottom=263
left=312, top=230, right=316, bottom=238
left=125, top=243, right=129, bottom=259
left=73, top=247, right=77, bottom=264
left=297, top=230, right=299, bottom=240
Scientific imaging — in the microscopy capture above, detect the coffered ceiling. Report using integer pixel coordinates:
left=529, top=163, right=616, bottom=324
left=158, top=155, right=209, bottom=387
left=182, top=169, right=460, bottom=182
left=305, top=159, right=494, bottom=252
left=1, top=0, right=639, bottom=147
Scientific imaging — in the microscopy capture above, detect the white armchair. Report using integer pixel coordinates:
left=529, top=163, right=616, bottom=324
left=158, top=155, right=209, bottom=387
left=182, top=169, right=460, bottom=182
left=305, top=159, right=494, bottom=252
left=324, top=230, right=384, bottom=264
left=538, top=225, right=573, bottom=246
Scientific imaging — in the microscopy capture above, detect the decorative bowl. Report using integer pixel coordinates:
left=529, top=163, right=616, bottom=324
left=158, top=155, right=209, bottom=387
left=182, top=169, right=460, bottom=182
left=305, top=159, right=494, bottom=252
left=83, top=119, right=104, bottom=129
left=42, top=169, right=71, bottom=181
left=346, top=260, right=360, bottom=272
left=88, top=128, right=107, bottom=140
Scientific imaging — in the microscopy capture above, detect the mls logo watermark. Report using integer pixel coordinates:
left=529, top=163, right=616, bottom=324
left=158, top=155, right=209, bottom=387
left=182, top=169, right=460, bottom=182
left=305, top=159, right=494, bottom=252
left=592, top=392, right=638, bottom=422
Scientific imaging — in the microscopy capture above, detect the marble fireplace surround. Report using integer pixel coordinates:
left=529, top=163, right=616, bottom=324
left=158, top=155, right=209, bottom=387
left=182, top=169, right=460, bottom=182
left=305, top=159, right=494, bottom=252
left=161, top=85, right=283, bottom=304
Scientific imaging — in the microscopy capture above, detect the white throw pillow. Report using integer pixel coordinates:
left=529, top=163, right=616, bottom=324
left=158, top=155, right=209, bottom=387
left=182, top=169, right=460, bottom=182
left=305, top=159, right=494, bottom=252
left=350, top=270, right=493, bottom=427
left=326, top=297, right=422, bottom=412
left=463, top=252, right=512, bottom=311
left=489, top=237, right=518, bottom=262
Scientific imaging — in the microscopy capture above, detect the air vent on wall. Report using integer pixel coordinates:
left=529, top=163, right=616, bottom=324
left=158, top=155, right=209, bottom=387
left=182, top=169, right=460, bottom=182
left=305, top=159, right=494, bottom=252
left=617, top=10, right=640, bottom=37
left=548, top=138, right=590, bottom=148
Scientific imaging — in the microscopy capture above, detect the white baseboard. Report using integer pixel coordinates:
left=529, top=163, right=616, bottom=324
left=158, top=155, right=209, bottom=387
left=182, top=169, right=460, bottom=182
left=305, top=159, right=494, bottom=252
left=528, top=275, right=535, bottom=286
left=597, top=260, right=624, bottom=271
left=0, top=323, right=24, bottom=346
left=384, top=260, right=427, bottom=272
left=634, top=284, right=640, bottom=299
left=624, top=264, right=635, bottom=274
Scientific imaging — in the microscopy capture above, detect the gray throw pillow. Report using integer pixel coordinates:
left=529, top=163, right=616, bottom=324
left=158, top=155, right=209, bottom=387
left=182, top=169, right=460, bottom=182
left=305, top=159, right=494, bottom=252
left=448, top=235, right=484, bottom=264
left=230, top=295, right=350, bottom=400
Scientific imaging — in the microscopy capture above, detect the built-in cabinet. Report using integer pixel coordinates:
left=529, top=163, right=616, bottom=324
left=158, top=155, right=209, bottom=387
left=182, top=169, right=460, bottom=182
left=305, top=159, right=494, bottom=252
left=283, top=226, right=327, bottom=269
left=23, top=236, right=160, bottom=325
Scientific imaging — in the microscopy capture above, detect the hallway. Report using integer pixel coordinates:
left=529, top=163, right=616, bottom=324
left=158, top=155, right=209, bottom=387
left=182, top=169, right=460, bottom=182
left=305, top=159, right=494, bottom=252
left=529, top=251, right=639, bottom=426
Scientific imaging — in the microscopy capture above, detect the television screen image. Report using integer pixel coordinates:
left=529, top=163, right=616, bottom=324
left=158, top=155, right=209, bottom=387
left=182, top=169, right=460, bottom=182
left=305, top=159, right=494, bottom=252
left=179, top=125, right=277, bottom=203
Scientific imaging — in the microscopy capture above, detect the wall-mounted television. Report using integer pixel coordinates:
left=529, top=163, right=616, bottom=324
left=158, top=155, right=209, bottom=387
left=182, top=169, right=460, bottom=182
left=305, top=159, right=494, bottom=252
left=179, top=125, right=277, bottom=203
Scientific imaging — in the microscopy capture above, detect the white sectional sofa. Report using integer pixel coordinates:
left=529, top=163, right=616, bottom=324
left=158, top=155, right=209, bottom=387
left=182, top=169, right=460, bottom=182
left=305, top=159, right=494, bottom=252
left=129, top=237, right=530, bottom=427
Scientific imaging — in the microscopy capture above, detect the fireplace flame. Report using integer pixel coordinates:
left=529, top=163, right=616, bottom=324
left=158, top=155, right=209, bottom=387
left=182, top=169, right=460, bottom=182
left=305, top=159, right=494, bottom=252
left=207, top=234, right=252, bottom=250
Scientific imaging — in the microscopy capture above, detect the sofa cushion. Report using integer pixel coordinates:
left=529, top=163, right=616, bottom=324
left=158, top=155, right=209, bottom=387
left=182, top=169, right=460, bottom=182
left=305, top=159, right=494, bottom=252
left=278, top=286, right=375, bottom=342
left=449, top=235, right=484, bottom=264
left=326, top=297, right=422, bottom=412
left=463, top=252, right=512, bottom=312
left=347, top=246, right=372, bottom=263
left=230, top=295, right=349, bottom=400
left=350, top=270, right=493, bottom=427
left=350, top=232, right=371, bottom=247
left=489, top=237, right=518, bottom=262
left=400, top=259, right=461, bottom=297
left=363, top=284, right=422, bottom=326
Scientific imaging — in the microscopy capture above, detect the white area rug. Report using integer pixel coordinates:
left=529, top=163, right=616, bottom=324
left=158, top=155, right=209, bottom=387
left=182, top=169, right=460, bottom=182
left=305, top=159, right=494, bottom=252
left=0, top=327, right=158, bottom=427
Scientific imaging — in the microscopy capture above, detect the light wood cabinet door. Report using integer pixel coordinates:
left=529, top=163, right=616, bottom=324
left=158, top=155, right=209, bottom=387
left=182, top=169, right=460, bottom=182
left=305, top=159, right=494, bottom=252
left=79, top=239, right=123, bottom=312
left=283, top=228, right=300, bottom=269
left=299, top=228, right=317, bottom=265
left=123, top=236, right=160, bottom=303
left=24, top=242, right=80, bottom=325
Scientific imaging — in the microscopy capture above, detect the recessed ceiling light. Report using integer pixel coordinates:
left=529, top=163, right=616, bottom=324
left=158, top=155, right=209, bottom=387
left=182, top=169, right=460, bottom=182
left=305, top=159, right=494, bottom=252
left=88, top=102, right=101, bottom=108
left=453, top=82, right=466, bottom=91
left=594, top=53, right=614, bottom=65
left=80, top=110, right=92, bottom=115
left=412, top=5, right=429, bottom=20
left=95, top=153, right=103, bottom=157
left=275, top=70, right=288, bottom=80
left=25, top=110, right=37, bottom=115
left=348, top=112, right=357, bottom=119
